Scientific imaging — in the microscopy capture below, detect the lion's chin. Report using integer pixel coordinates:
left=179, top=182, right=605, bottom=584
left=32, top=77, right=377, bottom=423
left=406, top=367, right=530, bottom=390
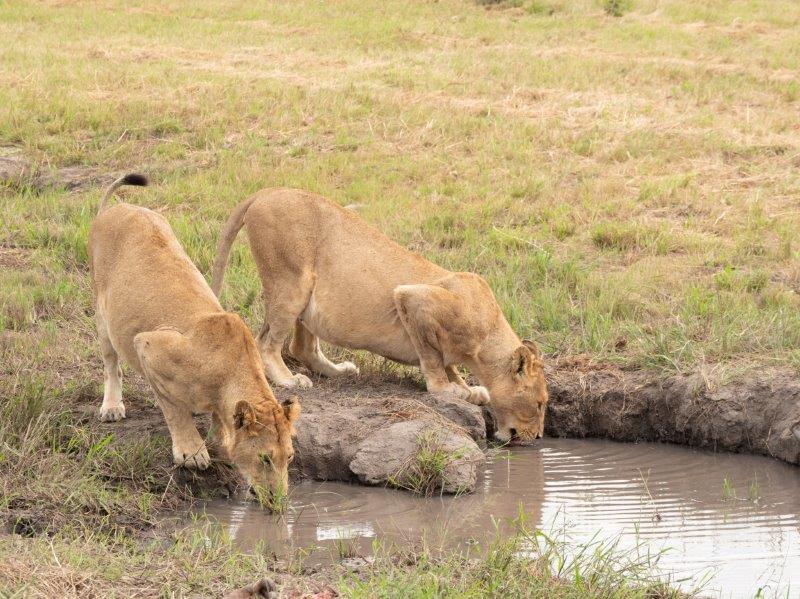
left=508, top=437, right=535, bottom=447
left=509, top=430, right=543, bottom=446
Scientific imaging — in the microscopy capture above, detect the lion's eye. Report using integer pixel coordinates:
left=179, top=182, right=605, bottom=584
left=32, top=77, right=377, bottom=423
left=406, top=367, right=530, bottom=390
left=259, top=454, right=272, bottom=465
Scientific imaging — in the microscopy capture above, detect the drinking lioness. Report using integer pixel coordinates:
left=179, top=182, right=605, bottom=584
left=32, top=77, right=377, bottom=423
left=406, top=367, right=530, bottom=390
left=211, top=188, right=548, bottom=443
left=89, top=175, right=300, bottom=500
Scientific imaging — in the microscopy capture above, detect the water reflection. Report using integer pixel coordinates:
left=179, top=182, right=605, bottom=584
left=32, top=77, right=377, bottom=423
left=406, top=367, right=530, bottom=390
left=201, top=438, right=800, bottom=598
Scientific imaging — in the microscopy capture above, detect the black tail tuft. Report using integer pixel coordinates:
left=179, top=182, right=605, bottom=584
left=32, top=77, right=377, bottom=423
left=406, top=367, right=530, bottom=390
left=98, top=172, right=149, bottom=214
left=121, top=173, right=148, bottom=187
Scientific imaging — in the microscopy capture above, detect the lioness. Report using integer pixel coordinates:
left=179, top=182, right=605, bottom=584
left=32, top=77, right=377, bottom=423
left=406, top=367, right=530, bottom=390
left=89, top=175, right=300, bottom=498
left=211, top=189, right=548, bottom=443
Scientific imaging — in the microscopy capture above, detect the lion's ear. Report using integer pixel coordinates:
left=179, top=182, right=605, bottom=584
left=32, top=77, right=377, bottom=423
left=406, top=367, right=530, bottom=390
left=234, top=400, right=257, bottom=430
left=282, top=396, right=301, bottom=436
left=511, top=345, right=531, bottom=377
left=522, top=339, right=542, bottom=361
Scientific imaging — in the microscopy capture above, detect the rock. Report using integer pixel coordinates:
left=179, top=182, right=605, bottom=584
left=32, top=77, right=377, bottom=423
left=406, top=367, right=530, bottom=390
left=340, top=556, right=374, bottom=571
left=349, top=419, right=483, bottom=494
left=283, top=377, right=489, bottom=492
left=292, top=411, right=366, bottom=482
left=222, top=579, right=275, bottom=599
left=415, top=393, right=486, bottom=441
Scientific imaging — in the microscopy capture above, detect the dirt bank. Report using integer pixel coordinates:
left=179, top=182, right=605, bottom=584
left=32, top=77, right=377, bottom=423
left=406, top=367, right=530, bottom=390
left=84, top=372, right=486, bottom=500
left=545, top=358, right=800, bottom=466
left=78, top=358, right=799, bottom=509
left=0, top=147, right=118, bottom=192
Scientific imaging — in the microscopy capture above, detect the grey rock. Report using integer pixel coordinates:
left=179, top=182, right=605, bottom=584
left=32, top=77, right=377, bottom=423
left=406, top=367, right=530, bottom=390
left=349, top=419, right=483, bottom=494
left=292, top=411, right=364, bottom=482
left=416, top=393, right=487, bottom=442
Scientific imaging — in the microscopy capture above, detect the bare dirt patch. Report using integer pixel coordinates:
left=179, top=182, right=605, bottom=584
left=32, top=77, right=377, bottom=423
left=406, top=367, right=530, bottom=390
left=0, top=147, right=118, bottom=193
left=0, top=246, right=32, bottom=271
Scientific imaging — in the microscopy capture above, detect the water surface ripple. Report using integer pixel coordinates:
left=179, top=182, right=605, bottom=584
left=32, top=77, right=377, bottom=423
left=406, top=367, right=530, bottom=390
left=202, top=438, right=800, bottom=597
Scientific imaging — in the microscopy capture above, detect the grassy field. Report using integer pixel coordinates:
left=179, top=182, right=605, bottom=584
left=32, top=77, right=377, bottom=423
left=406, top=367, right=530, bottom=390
left=2, top=511, right=692, bottom=598
left=1, top=0, right=799, bottom=595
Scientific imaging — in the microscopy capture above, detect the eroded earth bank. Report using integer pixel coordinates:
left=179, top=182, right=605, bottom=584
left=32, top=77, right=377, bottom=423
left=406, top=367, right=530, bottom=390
left=81, top=359, right=800, bottom=500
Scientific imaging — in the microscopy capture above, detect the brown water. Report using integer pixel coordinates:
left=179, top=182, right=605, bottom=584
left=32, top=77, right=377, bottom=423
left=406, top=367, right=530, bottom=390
left=201, top=439, right=800, bottom=598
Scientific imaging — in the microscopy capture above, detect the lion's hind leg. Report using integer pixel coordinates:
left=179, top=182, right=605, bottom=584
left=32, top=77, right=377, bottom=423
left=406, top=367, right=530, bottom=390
left=97, top=313, right=126, bottom=422
left=257, top=270, right=314, bottom=389
left=290, top=321, right=359, bottom=378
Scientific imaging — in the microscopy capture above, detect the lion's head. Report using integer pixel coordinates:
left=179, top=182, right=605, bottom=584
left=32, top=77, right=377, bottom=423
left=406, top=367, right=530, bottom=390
left=487, top=340, right=548, bottom=444
left=228, top=397, right=300, bottom=504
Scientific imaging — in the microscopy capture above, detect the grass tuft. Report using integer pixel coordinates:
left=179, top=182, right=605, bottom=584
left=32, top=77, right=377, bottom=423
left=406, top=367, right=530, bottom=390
left=252, top=480, right=291, bottom=514
left=603, top=0, right=632, bottom=17
left=591, top=222, right=681, bottom=255
left=388, top=432, right=469, bottom=497
left=721, top=476, right=736, bottom=501
left=340, top=512, right=701, bottom=598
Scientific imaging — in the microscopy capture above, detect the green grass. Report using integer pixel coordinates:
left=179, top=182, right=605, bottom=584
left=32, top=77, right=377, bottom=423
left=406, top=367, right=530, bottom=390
left=0, top=369, right=181, bottom=536
left=0, top=522, right=282, bottom=597
left=603, top=0, right=633, bottom=17
left=747, top=476, right=761, bottom=503
left=1, top=0, right=799, bottom=594
left=340, top=513, right=695, bottom=598
left=2, top=0, right=800, bottom=377
left=721, top=476, right=736, bottom=501
left=252, top=478, right=291, bottom=514
left=388, top=432, right=470, bottom=497
left=721, top=475, right=763, bottom=504
left=0, top=513, right=698, bottom=598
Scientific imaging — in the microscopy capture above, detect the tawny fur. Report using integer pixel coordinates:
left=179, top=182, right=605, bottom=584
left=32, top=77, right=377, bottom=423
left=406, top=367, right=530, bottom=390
left=89, top=175, right=300, bottom=497
left=211, top=188, right=548, bottom=442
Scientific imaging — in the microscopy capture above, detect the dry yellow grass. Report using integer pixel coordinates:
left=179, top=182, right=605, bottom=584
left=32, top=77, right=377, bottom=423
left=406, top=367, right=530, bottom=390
left=0, top=1, right=798, bottom=593
left=2, top=0, right=798, bottom=378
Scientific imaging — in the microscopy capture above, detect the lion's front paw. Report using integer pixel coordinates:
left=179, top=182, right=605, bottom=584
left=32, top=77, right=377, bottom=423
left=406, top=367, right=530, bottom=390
left=335, top=361, right=360, bottom=376
left=174, top=445, right=211, bottom=470
left=278, top=373, right=313, bottom=389
left=432, top=383, right=470, bottom=403
left=98, top=403, right=126, bottom=422
left=467, top=386, right=491, bottom=406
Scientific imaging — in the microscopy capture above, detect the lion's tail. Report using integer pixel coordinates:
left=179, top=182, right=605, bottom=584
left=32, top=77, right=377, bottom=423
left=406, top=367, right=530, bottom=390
left=98, top=173, right=148, bottom=214
left=211, top=197, right=257, bottom=297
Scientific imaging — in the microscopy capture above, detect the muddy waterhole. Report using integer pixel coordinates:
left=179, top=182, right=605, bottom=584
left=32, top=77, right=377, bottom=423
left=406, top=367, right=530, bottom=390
left=199, top=439, right=800, bottom=597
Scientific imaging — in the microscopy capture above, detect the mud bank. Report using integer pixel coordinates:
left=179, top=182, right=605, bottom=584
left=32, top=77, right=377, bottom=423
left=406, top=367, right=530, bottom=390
left=86, top=374, right=486, bottom=498
left=83, top=360, right=800, bottom=507
left=545, top=360, right=800, bottom=466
